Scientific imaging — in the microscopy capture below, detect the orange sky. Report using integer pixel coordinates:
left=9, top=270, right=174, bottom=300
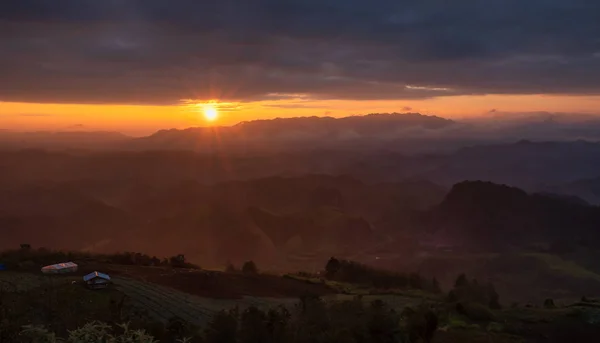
left=2, top=94, right=600, bottom=136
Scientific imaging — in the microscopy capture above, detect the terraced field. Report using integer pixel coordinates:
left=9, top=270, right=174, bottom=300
left=113, top=276, right=426, bottom=327
left=113, top=276, right=299, bottom=327
left=1, top=270, right=425, bottom=329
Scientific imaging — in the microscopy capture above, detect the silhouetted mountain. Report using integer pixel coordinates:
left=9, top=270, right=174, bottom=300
left=126, top=113, right=456, bottom=152
left=5, top=113, right=600, bottom=155
left=0, top=131, right=130, bottom=150
left=427, top=181, right=600, bottom=251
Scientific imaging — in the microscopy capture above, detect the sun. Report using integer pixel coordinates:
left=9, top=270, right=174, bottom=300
left=203, top=105, right=219, bottom=121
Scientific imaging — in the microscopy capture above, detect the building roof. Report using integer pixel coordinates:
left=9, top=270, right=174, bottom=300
left=83, top=271, right=111, bottom=282
left=41, top=262, right=78, bottom=270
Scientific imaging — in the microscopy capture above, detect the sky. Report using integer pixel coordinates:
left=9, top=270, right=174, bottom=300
left=2, top=0, right=600, bottom=135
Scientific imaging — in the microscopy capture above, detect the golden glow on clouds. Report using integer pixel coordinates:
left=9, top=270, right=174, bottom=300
left=2, top=94, right=600, bottom=136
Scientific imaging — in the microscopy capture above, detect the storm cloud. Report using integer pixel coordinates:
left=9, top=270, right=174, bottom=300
left=1, top=0, right=600, bottom=104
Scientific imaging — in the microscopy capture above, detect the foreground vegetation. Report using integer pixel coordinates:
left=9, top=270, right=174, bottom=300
left=2, top=249, right=600, bottom=342
left=18, top=297, right=438, bottom=343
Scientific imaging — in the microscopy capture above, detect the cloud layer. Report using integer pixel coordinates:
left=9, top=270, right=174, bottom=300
left=2, top=0, right=600, bottom=104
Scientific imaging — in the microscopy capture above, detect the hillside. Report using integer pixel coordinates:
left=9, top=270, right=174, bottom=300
left=426, top=181, right=600, bottom=251
left=2, top=253, right=600, bottom=342
left=0, top=173, right=446, bottom=268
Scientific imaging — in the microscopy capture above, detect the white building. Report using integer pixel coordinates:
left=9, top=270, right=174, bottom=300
left=41, top=262, right=78, bottom=274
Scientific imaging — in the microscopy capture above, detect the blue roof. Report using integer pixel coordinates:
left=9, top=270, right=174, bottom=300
left=83, top=271, right=111, bottom=282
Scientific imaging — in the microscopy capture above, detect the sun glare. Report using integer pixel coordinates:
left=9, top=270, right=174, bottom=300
left=203, top=105, right=219, bottom=121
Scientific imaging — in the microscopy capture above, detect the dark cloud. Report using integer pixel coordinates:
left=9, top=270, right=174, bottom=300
left=1, top=0, right=600, bottom=104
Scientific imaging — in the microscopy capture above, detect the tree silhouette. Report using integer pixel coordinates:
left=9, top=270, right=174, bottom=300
left=242, top=261, right=258, bottom=274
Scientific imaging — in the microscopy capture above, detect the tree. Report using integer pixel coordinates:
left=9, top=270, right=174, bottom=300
left=325, top=257, right=341, bottom=278
left=242, top=261, right=258, bottom=274
left=454, top=273, right=469, bottom=288
left=170, top=254, right=186, bottom=268
left=225, top=261, right=237, bottom=273
left=150, top=256, right=161, bottom=266
left=487, top=282, right=501, bottom=309
left=432, top=278, right=442, bottom=294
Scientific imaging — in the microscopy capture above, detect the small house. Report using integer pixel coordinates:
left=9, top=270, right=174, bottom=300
left=83, top=271, right=111, bottom=289
left=41, top=262, right=78, bottom=274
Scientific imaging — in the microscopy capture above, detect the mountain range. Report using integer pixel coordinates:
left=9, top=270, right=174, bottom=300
left=5, top=112, right=600, bottom=153
left=3, top=113, right=600, bottom=301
